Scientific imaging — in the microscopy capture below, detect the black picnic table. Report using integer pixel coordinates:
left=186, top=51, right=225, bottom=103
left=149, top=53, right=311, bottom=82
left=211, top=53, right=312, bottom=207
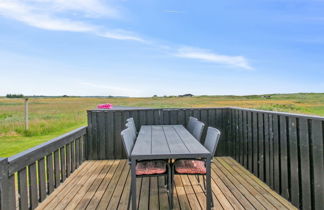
left=130, top=125, right=212, bottom=210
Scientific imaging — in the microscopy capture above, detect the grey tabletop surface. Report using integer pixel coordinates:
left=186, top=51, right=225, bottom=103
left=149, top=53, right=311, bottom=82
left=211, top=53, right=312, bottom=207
left=131, top=125, right=211, bottom=160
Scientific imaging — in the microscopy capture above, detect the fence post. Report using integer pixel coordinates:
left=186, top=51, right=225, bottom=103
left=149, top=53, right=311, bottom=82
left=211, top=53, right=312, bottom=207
left=0, top=158, right=9, bottom=210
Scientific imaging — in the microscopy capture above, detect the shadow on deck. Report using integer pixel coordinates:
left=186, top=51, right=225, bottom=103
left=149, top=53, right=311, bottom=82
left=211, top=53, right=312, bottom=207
left=36, top=157, right=296, bottom=210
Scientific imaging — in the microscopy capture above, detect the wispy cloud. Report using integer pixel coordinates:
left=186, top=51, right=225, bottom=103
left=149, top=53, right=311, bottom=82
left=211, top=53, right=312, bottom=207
left=175, top=47, right=253, bottom=70
left=0, top=0, right=143, bottom=41
left=164, top=10, right=184, bottom=14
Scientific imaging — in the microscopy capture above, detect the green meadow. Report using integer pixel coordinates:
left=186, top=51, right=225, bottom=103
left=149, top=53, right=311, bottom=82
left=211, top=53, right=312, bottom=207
left=1, top=93, right=324, bottom=157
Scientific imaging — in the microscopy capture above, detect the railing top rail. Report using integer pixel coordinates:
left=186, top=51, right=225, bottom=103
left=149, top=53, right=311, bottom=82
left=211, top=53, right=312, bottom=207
left=7, top=126, right=87, bottom=175
left=228, top=107, right=324, bottom=120
left=88, top=107, right=230, bottom=112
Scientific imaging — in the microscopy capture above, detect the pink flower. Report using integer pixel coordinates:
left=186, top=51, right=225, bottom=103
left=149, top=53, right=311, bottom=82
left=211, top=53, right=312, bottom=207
left=97, top=104, right=113, bottom=109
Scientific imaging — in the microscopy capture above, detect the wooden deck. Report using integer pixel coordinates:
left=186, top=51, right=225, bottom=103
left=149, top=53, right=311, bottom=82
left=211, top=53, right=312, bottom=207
left=36, top=157, right=297, bottom=210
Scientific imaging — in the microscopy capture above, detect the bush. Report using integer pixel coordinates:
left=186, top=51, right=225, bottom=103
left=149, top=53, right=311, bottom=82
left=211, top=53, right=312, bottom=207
left=6, top=94, right=24, bottom=98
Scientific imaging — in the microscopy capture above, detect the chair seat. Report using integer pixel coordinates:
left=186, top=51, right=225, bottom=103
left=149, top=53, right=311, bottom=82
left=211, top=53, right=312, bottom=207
left=174, top=160, right=206, bottom=174
left=136, top=160, right=167, bottom=175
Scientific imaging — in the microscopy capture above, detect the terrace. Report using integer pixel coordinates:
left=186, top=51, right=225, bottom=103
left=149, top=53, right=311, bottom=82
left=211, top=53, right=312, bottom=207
left=0, top=107, right=323, bottom=210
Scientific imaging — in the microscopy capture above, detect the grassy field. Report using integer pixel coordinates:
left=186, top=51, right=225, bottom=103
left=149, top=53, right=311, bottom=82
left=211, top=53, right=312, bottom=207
left=1, top=93, right=324, bottom=157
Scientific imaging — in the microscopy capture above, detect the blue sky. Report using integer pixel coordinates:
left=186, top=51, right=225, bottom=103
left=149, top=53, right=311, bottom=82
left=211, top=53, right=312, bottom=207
left=0, top=0, right=323, bottom=97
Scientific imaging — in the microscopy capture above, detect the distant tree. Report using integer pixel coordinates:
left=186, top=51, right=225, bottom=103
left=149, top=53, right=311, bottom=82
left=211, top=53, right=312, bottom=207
left=62, top=95, right=68, bottom=97
left=6, top=94, right=24, bottom=98
left=153, top=95, right=158, bottom=98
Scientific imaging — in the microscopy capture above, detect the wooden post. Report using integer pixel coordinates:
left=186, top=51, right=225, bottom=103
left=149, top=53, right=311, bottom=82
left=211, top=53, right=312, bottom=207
left=0, top=158, right=9, bottom=210
left=24, top=98, right=29, bottom=130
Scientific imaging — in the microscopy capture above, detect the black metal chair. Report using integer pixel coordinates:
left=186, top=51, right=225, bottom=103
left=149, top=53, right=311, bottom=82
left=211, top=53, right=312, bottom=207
left=121, top=128, right=172, bottom=209
left=171, top=127, right=221, bottom=208
left=186, top=116, right=198, bottom=134
left=191, top=120, right=205, bottom=142
left=125, top=118, right=137, bottom=140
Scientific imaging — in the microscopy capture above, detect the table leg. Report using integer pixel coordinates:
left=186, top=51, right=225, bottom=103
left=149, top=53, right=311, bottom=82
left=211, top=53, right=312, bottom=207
left=206, top=157, right=212, bottom=210
left=131, top=159, right=137, bottom=210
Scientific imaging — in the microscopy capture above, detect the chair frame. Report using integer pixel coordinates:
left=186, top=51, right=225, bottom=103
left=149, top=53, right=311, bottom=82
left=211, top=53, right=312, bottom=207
left=121, top=127, right=172, bottom=209
left=170, top=127, right=221, bottom=208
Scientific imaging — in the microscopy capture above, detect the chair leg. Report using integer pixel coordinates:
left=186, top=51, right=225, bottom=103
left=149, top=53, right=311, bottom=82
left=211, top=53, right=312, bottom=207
left=170, top=165, right=174, bottom=209
left=203, top=175, right=206, bottom=190
left=128, top=184, right=132, bottom=210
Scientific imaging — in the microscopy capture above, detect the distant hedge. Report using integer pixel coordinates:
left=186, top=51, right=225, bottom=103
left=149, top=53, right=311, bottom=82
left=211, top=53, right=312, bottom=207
left=6, top=94, right=24, bottom=98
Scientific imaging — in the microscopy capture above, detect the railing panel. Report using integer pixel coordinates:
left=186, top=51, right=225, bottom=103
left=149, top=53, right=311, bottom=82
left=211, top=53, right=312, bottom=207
left=0, top=126, right=87, bottom=210
left=228, top=107, right=324, bottom=210
left=87, top=108, right=230, bottom=159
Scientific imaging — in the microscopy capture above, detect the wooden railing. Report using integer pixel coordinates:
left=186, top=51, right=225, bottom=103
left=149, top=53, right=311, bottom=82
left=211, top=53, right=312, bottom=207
left=0, top=126, right=87, bottom=210
left=227, top=107, right=324, bottom=210
left=1, top=107, right=323, bottom=210
left=87, top=107, right=324, bottom=210
left=86, top=108, right=230, bottom=160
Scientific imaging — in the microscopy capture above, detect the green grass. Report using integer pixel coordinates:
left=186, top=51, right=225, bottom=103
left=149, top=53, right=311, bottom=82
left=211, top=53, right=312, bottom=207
left=1, top=93, right=323, bottom=157
left=0, top=123, right=85, bottom=157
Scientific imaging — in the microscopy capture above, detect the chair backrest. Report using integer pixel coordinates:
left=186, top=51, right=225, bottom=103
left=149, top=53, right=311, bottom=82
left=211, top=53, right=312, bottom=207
left=121, top=128, right=136, bottom=159
left=126, top=121, right=137, bottom=140
left=126, top=118, right=137, bottom=133
left=204, top=127, right=221, bottom=157
left=192, top=120, right=205, bottom=142
left=187, top=116, right=198, bottom=134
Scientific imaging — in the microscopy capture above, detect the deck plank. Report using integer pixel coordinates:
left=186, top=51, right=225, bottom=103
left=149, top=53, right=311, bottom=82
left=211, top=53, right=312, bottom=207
left=36, top=157, right=297, bottom=210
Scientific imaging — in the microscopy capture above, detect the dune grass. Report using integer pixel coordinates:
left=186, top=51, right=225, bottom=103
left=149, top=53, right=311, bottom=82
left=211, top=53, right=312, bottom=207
left=1, top=93, right=323, bottom=157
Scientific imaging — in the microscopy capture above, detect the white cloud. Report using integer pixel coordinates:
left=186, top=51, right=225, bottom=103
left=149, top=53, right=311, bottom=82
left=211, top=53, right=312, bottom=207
left=0, top=0, right=143, bottom=41
left=175, top=47, right=253, bottom=70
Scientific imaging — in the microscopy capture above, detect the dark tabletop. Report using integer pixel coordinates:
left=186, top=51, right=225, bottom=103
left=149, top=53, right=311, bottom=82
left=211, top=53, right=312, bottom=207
left=131, top=125, right=211, bottom=160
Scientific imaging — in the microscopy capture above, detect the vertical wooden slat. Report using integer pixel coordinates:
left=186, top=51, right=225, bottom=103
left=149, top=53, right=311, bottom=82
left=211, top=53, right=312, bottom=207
left=310, top=120, right=324, bottom=210
left=243, top=111, right=248, bottom=168
left=185, top=109, right=192, bottom=127
left=252, top=112, right=258, bottom=176
left=114, top=111, right=122, bottom=159
left=193, top=109, right=200, bottom=120
left=258, top=112, right=265, bottom=181
left=18, top=168, right=28, bottom=210
left=7, top=174, right=16, bottom=210
left=80, top=135, right=85, bottom=162
left=146, top=110, right=154, bottom=125
left=272, top=115, right=280, bottom=193
left=46, top=153, right=54, bottom=193
left=247, top=111, right=253, bottom=171
left=177, top=109, right=185, bottom=125
left=288, top=117, right=300, bottom=207
left=98, top=112, right=106, bottom=160
left=269, top=114, right=274, bottom=189
left=139, top=110, right=146, bottom=125
left=264, top=113, right=270, bottom=185
left=75, top=138, right=80, bottom=166
left=106, top=111, right=114, bottom=159
left=170, top=110, right=177, bottom=124
left=0, top=158, right=9, bottom=210
left=279, top=115, right=289, bottom=199
left=238, top=110, right=244, bottom=164
left=162, top=110, right=169, bottom=124
left=91, top=112, right=98, bottom=160
left=200, top=109, right=208, bottom=125
left=71, top=141, right=75, bottom=172
left=153, top=110, right=160, bottom=125
left=299, top=118, right=311, bottom=210
left=66, top=144, right=71, bottom=177
left=60, top=147, right=66, bottom=182
left=208, top=109, right=216, bottom=127
left=29, top=162, right=38, bottom=209
left=87, top=111, right=93, bottom=160
left=38, top=158, right=46, bottom=202
left=235, top=110, right=240, bottom=161
left=54, top=150, right=60, bottom=188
